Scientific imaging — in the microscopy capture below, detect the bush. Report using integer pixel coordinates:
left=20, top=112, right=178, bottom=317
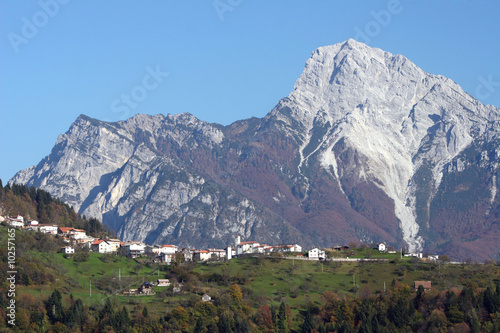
left=74, top=252, right=90, bottom=262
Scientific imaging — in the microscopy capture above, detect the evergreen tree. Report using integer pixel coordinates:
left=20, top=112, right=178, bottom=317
left=218, top=314, right=232, bottom=333
left=388, top=298, right=409, bottom=328
left=194, top=316, right=206, bottom=333
left=484, top=286, right=500, bottom=313
left=277, top=301, right=290, bottom=333
left=113, top=306, right=131, bottom=332
left=301, top=310, right=314, bottom=333
left=414, top=284, right=424, bottom=310
left=459, top=283, right=476, bottom=313
left=235, top=316, right=250, bottom=333
left=66, top=298, right=84, bottom=328
left=467, top=309, right=480, bottom=333
left=29, top=308, right=45, bottom=331
left=45, top=289, right=64, bottom=324
left=102, top=298, right=114, bottom=320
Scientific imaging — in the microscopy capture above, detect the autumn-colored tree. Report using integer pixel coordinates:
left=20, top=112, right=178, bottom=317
left=320, top=291, right=340, bottom=324
left=229, top=284, right=243, bottom=301
left=258, top=304, right=274, bottom=333
left=194, top=300, right=217, bottom=327
left=428, top=308, right=448, bottom=331
left=171, top=306, right=189, bottom=331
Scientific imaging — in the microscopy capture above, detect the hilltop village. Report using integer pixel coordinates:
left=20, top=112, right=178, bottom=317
left=2, top=214, right=437, bottom=263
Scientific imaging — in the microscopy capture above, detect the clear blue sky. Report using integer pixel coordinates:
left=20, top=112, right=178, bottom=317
left=1, top=1, right=499, bottom=183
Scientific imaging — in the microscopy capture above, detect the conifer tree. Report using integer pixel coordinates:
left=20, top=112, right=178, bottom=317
left=194, top=316, right=205, bottom=333
left=277, top=301, right=290, bottom=333
left=218, top=314, right=232, bottom=333
left=45, top=289, right=64, bottom=324
left=301, top=310, right=314, bottom=333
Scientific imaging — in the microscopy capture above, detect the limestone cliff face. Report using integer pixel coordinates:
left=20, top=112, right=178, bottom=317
left=11, top=40, right=500, bottom=260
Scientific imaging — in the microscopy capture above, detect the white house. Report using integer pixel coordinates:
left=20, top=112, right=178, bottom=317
left=404, top=252, right=423, bottom=258
left=180, top=248, right=194, bottom=261
left=252, top=245, right=267, bottom=254
left=288, top=244, right=302, bottom=252
left=60, top=246, right=75, bottom=254
left=81, top=240, right=93, bottom=250
left=161, top=253, right=175, bottom=264
left=236, top=241, right=260, bottom=255
left=159, top=244, right=178, bottom=254
left=145, top=245, right=160, bottom=255
left=7, top=218, right=24, bottom=228
left=39, top=225, right=58, bottom=235
left=308, top=248, right=325, bottom=259
left=273, top=244, right=303, bottom=253
left=146, top=244, right=178, bottom=256
left=201, top=294, right=212, bottom=302
left=69, top=229, right=87, bottom=240
left=193, top=250, right=211, bottom=261
left=74, top=236, right=95, bottom=246
left=122, top=242, right=146, bottom=258
left=105, top=239, right=121, bottom=252
left=91, top=240, right=113, bottom=253
left=376, top=243, right=387, bottom=252
left=207, top=248, right=226, bottom=259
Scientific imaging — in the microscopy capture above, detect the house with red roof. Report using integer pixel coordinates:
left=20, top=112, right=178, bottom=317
left=91, top=239, right=113, bottom=253
left=193, top=250, right=211, bottom=261
left=236, top=241, right=260, bottom=256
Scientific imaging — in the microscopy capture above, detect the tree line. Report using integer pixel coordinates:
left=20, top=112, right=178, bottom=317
left=0, top=179, right=111, bottom=238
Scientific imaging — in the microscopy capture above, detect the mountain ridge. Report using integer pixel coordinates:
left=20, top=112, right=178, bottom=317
left=11, top=40, right=500, bottom=260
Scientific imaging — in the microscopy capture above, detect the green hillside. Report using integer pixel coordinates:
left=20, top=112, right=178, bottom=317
left=1, top=224, right=500, bottom=332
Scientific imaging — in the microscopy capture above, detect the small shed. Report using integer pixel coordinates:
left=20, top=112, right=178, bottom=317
left=376, top=243, right=386, bottom=252
left=157, top=279, right=170, bottom=287
left=414, top=281, right=432, bottom=291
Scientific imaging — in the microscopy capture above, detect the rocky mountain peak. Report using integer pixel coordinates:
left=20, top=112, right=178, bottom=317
left=9, top=41, right=500, bottom=260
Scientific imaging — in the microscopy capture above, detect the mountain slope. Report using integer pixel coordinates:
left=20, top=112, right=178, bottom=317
left=11, top=40, right=500, bottom=260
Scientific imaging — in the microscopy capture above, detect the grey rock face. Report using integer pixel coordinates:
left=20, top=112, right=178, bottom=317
left=268, top=39, right=499, bottom=251
left=11, top=40, right=500, bottom=259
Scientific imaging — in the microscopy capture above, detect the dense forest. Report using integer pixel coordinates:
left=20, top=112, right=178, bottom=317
left=1, top=254, right=499, bottom=332
left=0, top=179, right=111, bottom=238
